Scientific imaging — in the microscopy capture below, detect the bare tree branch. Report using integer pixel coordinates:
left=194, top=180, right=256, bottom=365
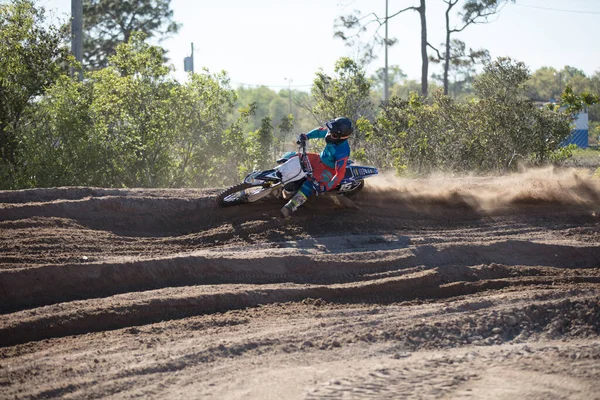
left=427, top=43, right=443, bottom=61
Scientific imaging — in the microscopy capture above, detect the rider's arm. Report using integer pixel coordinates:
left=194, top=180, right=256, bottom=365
left=305, top=127, right=327, bottom=140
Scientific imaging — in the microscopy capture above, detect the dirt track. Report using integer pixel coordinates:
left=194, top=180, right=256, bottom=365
left=1, top=168, right=600, bottom=399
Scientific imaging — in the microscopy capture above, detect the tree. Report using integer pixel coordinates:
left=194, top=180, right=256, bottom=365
left=247, top=117, right=274, bottom=171
left=526, top=66, right=560, bottom=101
left=391, top=79, right=428, bottom=98
left=234, top=86, right=314, bottom=136
left=311, top=57, right=374, bottom=164
left=561, top=66, right=586, bottom=82
left=235, top=86, right=285, bottom=133
left=18, top=33, right=249, bottom=189
left=431, top=39, right=490, bottom=98
left=311, top=58, right=374, bottom=141
left=588, top=71, right=600, bottom=122
left=95, top=34, right=180, bottom=187
left=360, top=57, right=585, bottom=175
left=171, top=68, right=238, bottom=187
left=472, top=57, right=576, bottom=167
left=371, top=65, right=407, bottom=95
left=219, top=103, right=255, bottom=185
left=334, top=0, right=429, bottom=95
left=83, top=0, right=180, bottom=69
left=275, top=114, right=294, bottom=156
left=0, top=0, right=71, bottom=188
left=559, top=84, right=599, bottom=116
left=18, top=75, right=96, bottom=187
left=417, top=0, right=428, bottom=95
left=29, top=33, right=181, bottom=188
left=429, top=0, right=510, bottom=95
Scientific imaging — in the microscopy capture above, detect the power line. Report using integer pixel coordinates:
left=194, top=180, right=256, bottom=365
left=513, top=3, right=600, bottom=15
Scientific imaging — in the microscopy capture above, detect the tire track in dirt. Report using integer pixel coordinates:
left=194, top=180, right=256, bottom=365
left=0, top=170, right=599, bottom=349
left=1, top=239, right=599, bottom=313
left=1, top=264, right=599, bottom=346
left=3, top=288, right=597, bottom=399
left=304, top=341, right=600, bottom=400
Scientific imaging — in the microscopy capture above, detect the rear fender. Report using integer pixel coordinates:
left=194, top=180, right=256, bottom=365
left=345, top=165, right=379, bottom=179
left=334, top=164, right=378, bottom=193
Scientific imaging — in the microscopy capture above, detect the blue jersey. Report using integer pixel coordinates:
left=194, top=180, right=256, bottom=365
left=305, top=127, right=350, bottom=190
left=306, top=127, right=350, bottom=168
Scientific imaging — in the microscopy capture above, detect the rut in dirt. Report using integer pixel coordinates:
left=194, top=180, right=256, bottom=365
left=1, top=170, right=599, bottom=346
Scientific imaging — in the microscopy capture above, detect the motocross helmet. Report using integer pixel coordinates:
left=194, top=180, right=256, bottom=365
left=325, top=117, right=353, bottom=144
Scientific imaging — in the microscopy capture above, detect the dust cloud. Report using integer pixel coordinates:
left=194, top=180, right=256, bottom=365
left=359, top=167, right=600, bottom=213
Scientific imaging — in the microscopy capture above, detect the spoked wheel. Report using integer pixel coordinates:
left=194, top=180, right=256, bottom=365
left=216, top=183, right=272, bottom=207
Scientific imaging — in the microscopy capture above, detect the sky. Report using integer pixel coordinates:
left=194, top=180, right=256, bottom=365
left=40, top=0, right=600, bottom=91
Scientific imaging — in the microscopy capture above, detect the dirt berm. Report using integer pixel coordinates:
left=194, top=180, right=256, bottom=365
left=1, top=168, right=599, bottom=399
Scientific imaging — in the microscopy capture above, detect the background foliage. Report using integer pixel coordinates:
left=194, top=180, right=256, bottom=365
left=0, top=0, right=598, bottom=190
left=83, top=0, right=180, bottom=69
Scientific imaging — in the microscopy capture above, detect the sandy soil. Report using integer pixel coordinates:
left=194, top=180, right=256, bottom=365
left=1, top=168, right=599, bottom=399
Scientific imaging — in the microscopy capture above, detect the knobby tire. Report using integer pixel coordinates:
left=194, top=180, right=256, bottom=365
left=342, top=180, right=364, bottom=197
left=215, top=183, right=256, bottom=207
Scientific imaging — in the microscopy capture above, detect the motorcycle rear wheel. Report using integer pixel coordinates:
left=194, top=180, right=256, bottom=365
left=341, top=180, right=364, bottom=197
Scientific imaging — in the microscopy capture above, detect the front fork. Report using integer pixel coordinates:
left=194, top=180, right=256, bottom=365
left=246, top=182, right=282, bottom=203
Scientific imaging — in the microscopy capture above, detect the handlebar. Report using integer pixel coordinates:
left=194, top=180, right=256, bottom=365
left=296, top=135, right=313, bottom=177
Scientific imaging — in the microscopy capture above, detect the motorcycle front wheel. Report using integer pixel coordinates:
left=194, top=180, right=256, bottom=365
left=215, top=183, right=274, bottom=207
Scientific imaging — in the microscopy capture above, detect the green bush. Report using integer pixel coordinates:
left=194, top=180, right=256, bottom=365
left=15, top=33, right=248, bottom=188
left=0, top=0, right=71, bottom=188
left=365, top=58, right=577, bottom=175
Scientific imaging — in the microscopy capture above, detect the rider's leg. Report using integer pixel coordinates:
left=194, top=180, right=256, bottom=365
left=280, top=154, right=334, bottom=217
left=281, top=180, right=314, bottom=217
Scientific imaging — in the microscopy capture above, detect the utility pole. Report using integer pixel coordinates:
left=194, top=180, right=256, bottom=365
left=71, top=0, right=83, bottom=81
left=184, top=43, right=195, bottom=73
left=383, top=0, right=389, bottom=101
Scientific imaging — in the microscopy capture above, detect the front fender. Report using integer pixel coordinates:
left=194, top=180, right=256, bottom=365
left=244, top=169, right=280, bottom=184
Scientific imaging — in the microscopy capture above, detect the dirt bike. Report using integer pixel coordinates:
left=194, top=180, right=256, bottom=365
left=216, top=136, right=379, bottom=207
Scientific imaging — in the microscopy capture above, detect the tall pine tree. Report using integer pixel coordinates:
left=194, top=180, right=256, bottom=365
left=83, top=0, right=180, bottom=69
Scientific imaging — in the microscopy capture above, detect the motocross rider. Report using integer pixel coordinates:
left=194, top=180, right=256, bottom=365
left=281, top=117, right=353, bottom=218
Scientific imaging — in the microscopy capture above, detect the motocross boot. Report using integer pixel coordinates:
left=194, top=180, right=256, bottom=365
left=281, top=191, right=307, bottom=218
